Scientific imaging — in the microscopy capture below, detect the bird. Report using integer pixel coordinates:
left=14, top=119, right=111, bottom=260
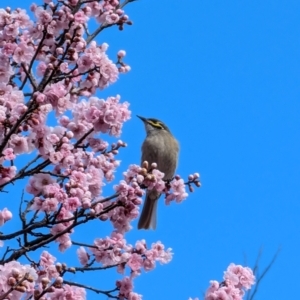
left=137, top=115, right=179, bottom=230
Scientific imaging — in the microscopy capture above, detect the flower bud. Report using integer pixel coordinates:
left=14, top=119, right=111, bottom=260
left=8, top=276, right=16, bottom=286
left=11, top=268, right=20, bottom=278
left=140, top=168, right=148, bottom=176
left=47, top=63, right=54, bottom=70
left=189, top=185, right=194, bottom=192
left=55, top=263, right=62, bottom=272
left=195, top=181, right=201, bottom=187
left=41, top=277, right=50, bottom=288
left=118, top=66, right=125, bottom=73
left=151, top=162, right=157, bottom=169
left=56, top=47, right=64, bottom=55
left=27, top=275, right=34, bottom=283
left=124, top=65, right=131, bottom=72
left=142, top=161, right=149, bottom=169
left=15, top=286, right=26, bottom=293
left=99, top=214, right=108, bottom=221
left=188, top=174, right=194, bottom=181
left=117, top=50, right=126, bottom=58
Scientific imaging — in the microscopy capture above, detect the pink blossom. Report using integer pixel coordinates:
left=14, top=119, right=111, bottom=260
left=48, top=284, right=86, bottom=300
left=11, top=9, right=31, bottom=28
left=109, top=232, right=126, bottom=248
left=135, top=240, right=147, bottom=254
left=128, top=292, right=142, bottom=300
left=59, top=62, right=69, bottom=73
left=26, top=173, right=55, bottom=196
left=44, top=82, right=70, bottom=115
left=86, top=165, right=104, bottom=197
left=98, top=60, right=119, bottom=89
left=106, top=13, right=120, bottom=24
left=166, top=178, right=188, bottom=204
left=13, top=42, right=34, bottom=64
left=9, top=134, right=29, bottom=154
left=41, top=197, right=58, bottom=212
left=35, top=6, right=53, bottom=25
left=2, top=42, right=17, bottom=56
left=4, top=23, right=19, bottom=38
left=40, top=251, right=56, bottom=268
left=0, top=166, right=16, bottom=185
left=0, top=208, right=12, bottom=226
left=224, top=263, right=255, bottom=290
left=123, top=164, right=142, bottom=183
left=0, top=9, right=12, bottom=28
left=77, top=247, right=89, bottom=266
left=74, top=11, right=89, bottom=24
left=127, top=253, right=143, bottom=272
left=49, top=151, right=63, bottom=164
left=9, top=89, right=24, bottom=104
left=66, top=197, right=81, bottom=211
left=2, top=148, right=15, bottom=160
left=0, top=54, right=14, bottom=84
left=145, top=168, right=166, bottom=192
left=116, top=277, right=133, bottom=298
left=31, top=197, right=43, bottom=211
left=88, top=137, right=108, bottom=152
left=143, top=258, right=155, bottom=271
left=77, top=54, right=94, bottom=73
left=36, top=61, right=47, bottom=76
left=118, top=50, right=126, bottom=58
left=56, top=233, right=72, bottom=252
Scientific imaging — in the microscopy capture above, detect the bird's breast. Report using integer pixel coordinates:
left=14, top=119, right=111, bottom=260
left=141, top=133, right=179, bottom=179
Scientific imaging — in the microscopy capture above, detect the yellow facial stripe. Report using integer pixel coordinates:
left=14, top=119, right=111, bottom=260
left=148, top=120, right=164, bottom=129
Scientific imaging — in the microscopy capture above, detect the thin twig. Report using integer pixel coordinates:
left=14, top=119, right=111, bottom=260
left=247, top=247, right=281, bottom=300
left=63, top=280, right=119, bottom=298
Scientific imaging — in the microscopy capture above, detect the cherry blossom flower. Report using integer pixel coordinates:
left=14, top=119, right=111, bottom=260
left=0, top=208, right=12, bottom=226
left=77, top=247, right=89, bottom=266
left=2, top=148, right=15, bottom=160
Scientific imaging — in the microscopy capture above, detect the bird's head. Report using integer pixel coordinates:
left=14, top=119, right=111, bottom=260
left=137, top=115, right=171, bottom=134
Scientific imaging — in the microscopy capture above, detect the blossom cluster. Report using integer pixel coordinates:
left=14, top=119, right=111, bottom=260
left=0, top=261, right=37, bottom=299
left=204, top=263, right=255, bottom=300
left=123, top=162, right=200, bottom=204
left=0, top=0, right=132, bottom=189
left=0, top=238, right=172, bottom=299
left=76, top=233, right=172, bottom=299
left=77, top=233, right=172, bottom=271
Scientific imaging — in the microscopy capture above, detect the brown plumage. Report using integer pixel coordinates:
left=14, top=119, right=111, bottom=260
left=137, top=116, right=179, bottom=230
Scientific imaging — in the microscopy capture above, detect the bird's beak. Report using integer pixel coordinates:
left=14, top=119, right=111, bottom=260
left=137, top=115, right=147, bottom=123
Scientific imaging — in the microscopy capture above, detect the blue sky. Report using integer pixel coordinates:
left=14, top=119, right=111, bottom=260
left=2, top=0, right=300, bottom=299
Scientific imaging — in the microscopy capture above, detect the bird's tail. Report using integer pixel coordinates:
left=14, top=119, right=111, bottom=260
left=138, top=190, right=160, bottom=230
